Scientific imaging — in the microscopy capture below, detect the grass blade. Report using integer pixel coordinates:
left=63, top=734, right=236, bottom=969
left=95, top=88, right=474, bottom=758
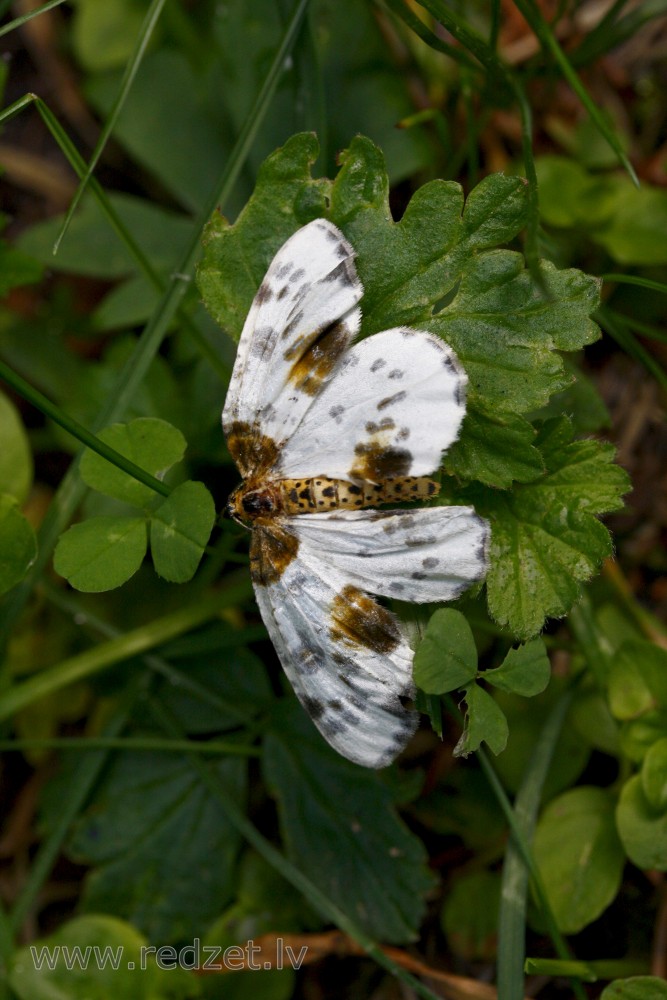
left=482, top=691, right=585, bottom=1000
left=598, top=307, right=667, bottom=391
left=0, top=0, right=67, bottom=39
left=512, top=0, right=638, bottom=186
left=54, top=0, right=168, bottom=253
left=0, top=573, right=251, bottom=723
left=0, top=358, right=171, bottom=499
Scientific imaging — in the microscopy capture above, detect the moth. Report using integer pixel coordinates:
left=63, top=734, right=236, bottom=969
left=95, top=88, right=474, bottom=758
left=223, top=218, right=489, bottom=768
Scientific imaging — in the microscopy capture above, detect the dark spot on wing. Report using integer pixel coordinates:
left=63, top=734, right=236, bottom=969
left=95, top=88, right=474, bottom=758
left=351, top=443, right=412, bottom=480
left=249, top=524, right=299, bottom=585
left=303, top=696, right=325, bottom=719
left=286, top=319, right=350, bottom=396
left=388, top=369, right=404, bottom=379
left=277, top=285, right=289, bottom=300
left=405, top=535, right=438, bottom=547
left=276, top=262, right=293, bottom=279
left=365, top=418, right=395, bottom=434
left=330, top=585, right=401, bottom=654
left=226, top=421, right=279, bottom=477
left=423, top=557, right=439, bottom=569
left=290, top=268, right=306, bottom=283
left=377, top=391, right=407, bottom=411
left=329, top=404, right=345, bottom=423
left=320, top=716, right=347, bottom=737
left=322, top=258, right=357, bottom=288
left=281, top=310, right=305, bottom=341
left=389, top=582, right=405, bottom=593
left=255, top=281, right=273, bottom=304
left=370, top=358, right=386, bottom=373
left=411, top=571, right=427, bottom=580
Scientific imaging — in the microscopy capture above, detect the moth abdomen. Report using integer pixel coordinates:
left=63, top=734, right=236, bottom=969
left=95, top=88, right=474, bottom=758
left=280, top=476, right=440, bottom=514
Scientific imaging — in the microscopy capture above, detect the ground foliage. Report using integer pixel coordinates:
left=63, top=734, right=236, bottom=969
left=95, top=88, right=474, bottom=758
left=1, top=2, right=667, bottom=999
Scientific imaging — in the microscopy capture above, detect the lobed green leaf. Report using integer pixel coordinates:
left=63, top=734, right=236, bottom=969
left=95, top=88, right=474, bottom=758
left=68, top=753, right=247, bottom=942
left=468, top=416, right=629, bottom=637
left=262, top=703, right=434, bottom=944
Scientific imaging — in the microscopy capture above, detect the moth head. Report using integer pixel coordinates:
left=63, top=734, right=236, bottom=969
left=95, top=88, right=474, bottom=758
left=225, top=483, right=280, bottom=525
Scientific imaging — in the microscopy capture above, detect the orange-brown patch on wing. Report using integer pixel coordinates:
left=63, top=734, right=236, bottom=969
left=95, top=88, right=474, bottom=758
left=226, top=420, right=280, bottom=478
left=330, top=585, right=401, bottom=654
left=250, top=524, right=299, bottom=586
left=285, top=320, right=349, bottom=396
left=350, top=442, right=412, bottom=482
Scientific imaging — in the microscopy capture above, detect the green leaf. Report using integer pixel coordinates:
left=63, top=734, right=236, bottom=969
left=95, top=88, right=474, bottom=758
left=72, top=0, right=149, bottom=72
left=68, top=752, right=246, bottom=941
left=262, top=703, right=434, bottom=944
left=80, top=417, right=186, bottom=506
left=0, top=390, right=33, bottom=503
left=87, top=50, right=230, bottom=213
left=601, top=977, right=667, bottom=1000
left=483, top=638, right=551, bottom=696
left=616, top=775, right=667, bottom=871
left=537, top=356, right=611, bottom=435
left=454, top=683, right=509, bottom=757
left=642, top=738, right=667, bottom=812
left=429, top=254, right=601, bottom=415
left=570, top=690, right=620, bottom=757
left=413, top=608, right=478, bottom=694
left=469, top=416, right=629, bottom=638
left=0, top=494, right=37, bottom=596
left=9, top=914, right=193, bottom=1000
left=18, top=192, right=194, bottom=279
left=54, top=516, right=147, bottom=592
left=446, top=406, right=544, bottom=488
left=533, top=787, right=625, bottom=934
left=0, top=240, right=42, bottom=297
left=620, top=712, right=667, bottom=764
left=440, top=869, right=501, bottom=961
left=197, top=132, right=324, bottom=337
left=150, top=481, right=216, bottom=583
left=537, top=156, right=667, bottom=266
left=199, top=133, right=602, bottom=489
left=491, top=683, right=591, bottom=798
left=608, top=641, right=667, bottom=720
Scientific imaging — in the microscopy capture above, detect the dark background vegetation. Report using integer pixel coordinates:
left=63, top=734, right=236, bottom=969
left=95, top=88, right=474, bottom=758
left=0, top=2, right=667, bottom=999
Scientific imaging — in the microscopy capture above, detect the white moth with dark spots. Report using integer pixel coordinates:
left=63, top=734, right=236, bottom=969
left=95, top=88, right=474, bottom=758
left=223, top=218, right=489, bottom=768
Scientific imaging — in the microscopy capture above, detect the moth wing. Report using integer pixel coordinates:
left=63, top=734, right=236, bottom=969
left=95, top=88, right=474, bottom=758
left=223, top=219, right=363, bottom=475
left=251, top=526, right=418, bottom=768
left=291, top=506, right=490, bottom=603
left=277, top=327, right=466, bottom=481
